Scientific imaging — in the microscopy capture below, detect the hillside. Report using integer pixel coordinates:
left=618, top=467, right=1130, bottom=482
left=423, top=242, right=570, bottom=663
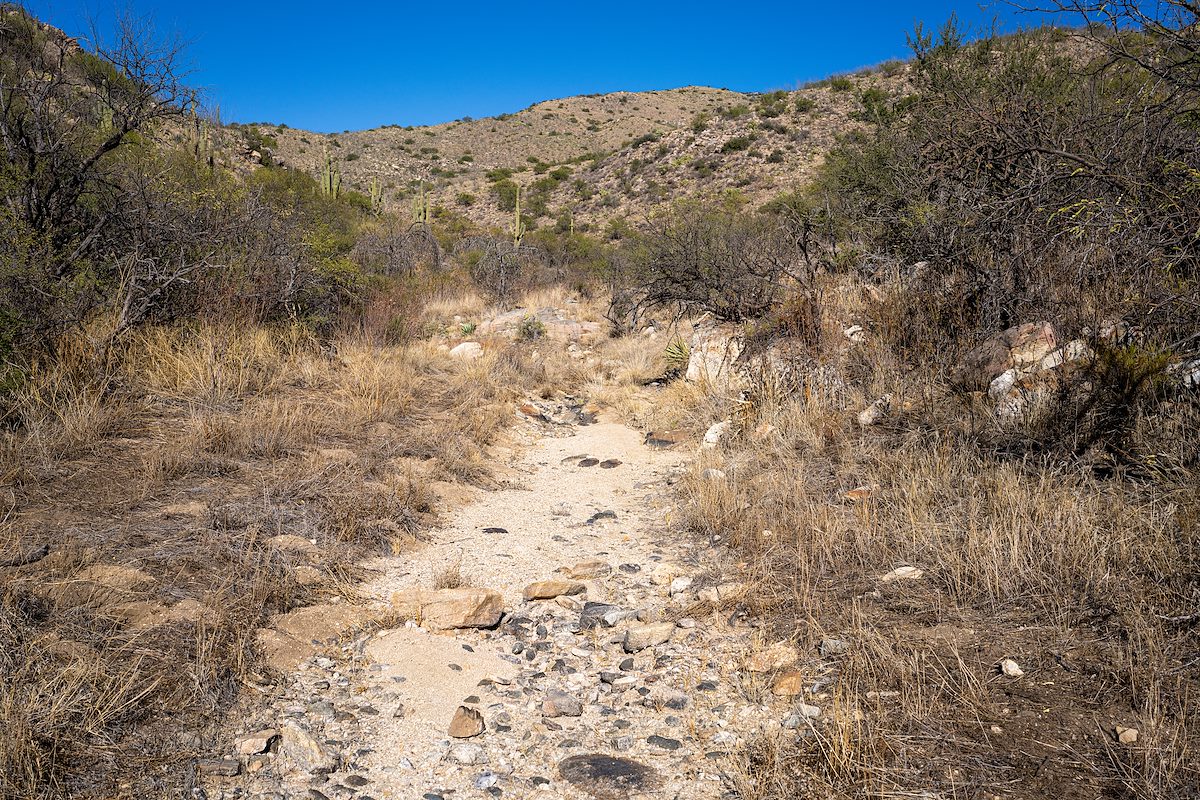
left=258, top=66, right=908, bottom=230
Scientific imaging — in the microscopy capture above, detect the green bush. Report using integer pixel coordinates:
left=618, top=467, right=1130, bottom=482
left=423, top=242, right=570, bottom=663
left=720, top=135, right=754, bottom=153
left=829, top=75, right=853, bottom=92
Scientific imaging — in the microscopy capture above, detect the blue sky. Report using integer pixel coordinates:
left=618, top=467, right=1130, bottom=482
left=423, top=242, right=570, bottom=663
left=24, top=1, right=1052, bottom=132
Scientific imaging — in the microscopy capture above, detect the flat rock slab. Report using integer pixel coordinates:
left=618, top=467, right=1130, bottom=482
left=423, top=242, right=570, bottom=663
left=559, top=754, right=663, bottom=799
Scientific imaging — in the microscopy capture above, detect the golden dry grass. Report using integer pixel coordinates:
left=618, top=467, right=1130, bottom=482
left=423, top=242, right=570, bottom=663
left=665, top=340, right=1199, bottom=798
left=0, top=309, right=590, bottom=799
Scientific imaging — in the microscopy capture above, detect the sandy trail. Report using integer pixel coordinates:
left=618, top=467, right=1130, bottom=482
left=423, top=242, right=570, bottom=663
left=210, top=414, right=767, bottom=800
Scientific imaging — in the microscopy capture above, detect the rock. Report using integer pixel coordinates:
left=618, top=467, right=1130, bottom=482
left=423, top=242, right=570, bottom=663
left=449, top=742, right=485, bottom=765
left=843, top=485, right=875, bottom=503
left=954, top=322, right=1057, bottom=391
left=856, top=395, right=892, bottom=427
left=696, top=582, right=747, bottom=605
left=449, top=341, right=484, bottom=361
left=782, top=705, right=820, bottom=729
left=880, top=565, right=924, bottom=582
left=818, top=638, right=851, bottom=657
left=558, top=754, right=663, bottom=798
left=197, top=757, right=241, bottom=777
left=701, top=420, right=732, bottom=449
left=280, top=723, right=339, bottom=774
left=988, top=368, right=1019, bottom=400
left=999, top=659, right=1024, bottom=678
left=686, top=323, right=742, bottom=386
left=623, top=623, right=675, bottom=653
left=390, top=588, right=503, bottom=631
left=1039, top=339, right=1093, bottom=372
left=844, top=324, right=866, bottom=343
left=647, top=734, right=682, bottom=751
left=668, top=576, right=693, bottom=597
left=747, top=642, right=799, bottom=673
left=579, top=601, right=619, bottom=629
left=542, top=690, right=584, bottom=718
left=772, top=670, right=806, bottom=696
left=564, top=560, right=612, bottom=579
left=523, top=580, right=587, bottom=601
left=1116, top=725, right=1139, bottom=745
left=644, top=429, right=690, bottom=449
left=448, top=705, right=485, bottom=738
left=701, top=468, right=727, bottom=481
left=234, top=729, right=279, bottom=756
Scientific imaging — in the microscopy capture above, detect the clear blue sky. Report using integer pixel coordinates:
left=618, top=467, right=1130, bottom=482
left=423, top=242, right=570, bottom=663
left=24, top=1, right=1054, bottom=132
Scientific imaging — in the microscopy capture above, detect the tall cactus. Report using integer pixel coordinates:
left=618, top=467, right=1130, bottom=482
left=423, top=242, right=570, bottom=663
left=321, top=149, right=341, bottom=198
left=369, top=176, right=384, bottom=215
left=412, top=183, right=430, bottom=225
left=510, top=183, right=526, bottom=249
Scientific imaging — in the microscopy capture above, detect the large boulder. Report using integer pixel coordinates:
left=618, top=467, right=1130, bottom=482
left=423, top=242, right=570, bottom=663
left=954, top=322, right=1057, bottom=392
left=686, top=321, right=742, bottom=386
left=390, top=588, right=503, bottom=631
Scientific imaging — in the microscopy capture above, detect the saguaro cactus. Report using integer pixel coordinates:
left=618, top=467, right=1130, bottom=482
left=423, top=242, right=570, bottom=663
left=321, top=149, right=341, bottom=198
left=412, top=183, right=430, bottom=224
left=369, top=177, right=384, bottom=215
left=511, top=184, right=526, bottom=249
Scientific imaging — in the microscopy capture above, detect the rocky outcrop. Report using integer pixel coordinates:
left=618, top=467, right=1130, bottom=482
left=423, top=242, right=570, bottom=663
left=953, top=322, right=1058, bottom=392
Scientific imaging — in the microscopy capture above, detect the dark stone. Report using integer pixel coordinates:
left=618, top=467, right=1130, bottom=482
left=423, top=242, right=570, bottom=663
left=586, top=511, right=618, bottom=525
left=448, top=663, right=463, bottom=672
left=462, top=644, right=475, bottom=653
left=482, top=527, right=508, bottom=534
left=307, top=791, right=329, bottom=800
left=618, top=564, right=641, bottom=573
left=344, top=776, right=370, bottom=787
left=558, top=754, right=663, bottom=799
left=619, top=658, right=635, bottom=671
left=579, top=458, right=600, bottom=467
left=463, top=695, right=481, bottom=704
left=579, top=602, right=621, bottom=631
left=599, top=459, right=621, bottom=469
left=697, top=680, right=718, bottom=691
left=647, top=735, right=682, bottom=751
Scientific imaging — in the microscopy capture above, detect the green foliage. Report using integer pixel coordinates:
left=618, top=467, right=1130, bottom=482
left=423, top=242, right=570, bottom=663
left=515, top=314, right=546, bottom=341
left=794, top=96, right=816, bottom=114
left=829, top=75, right=853, bottom=92
left=663, top=337, right=690, bottom=371
left=720, top=135, right=754, bottom=153
left=456, top=192, right=475, bottom=207
left=691, top=111, right=711, bottom=133
left=493, top=178, right=519, bottom=212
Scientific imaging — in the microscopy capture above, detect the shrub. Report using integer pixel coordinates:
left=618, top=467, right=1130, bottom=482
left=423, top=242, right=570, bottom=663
left=829, top=75, right=853, bottom=92
left=456, top=192, right=475, bottom=207
left=794, top=96, right=816, bottom=114
left=515, top=314, right=546, bottom=340
left=720, top=135, right=754, bottom=153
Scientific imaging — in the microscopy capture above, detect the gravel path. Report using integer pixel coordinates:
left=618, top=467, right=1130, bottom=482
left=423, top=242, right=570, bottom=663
left=205, top=414, right=781, bottom=800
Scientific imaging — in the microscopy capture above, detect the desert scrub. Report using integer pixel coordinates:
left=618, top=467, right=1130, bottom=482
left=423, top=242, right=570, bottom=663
left=516, top=314, right=547, bottom=341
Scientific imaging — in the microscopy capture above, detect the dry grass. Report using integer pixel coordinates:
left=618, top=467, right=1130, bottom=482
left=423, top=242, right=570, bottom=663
left=667, top=345, right=1199, bottom=798
left=0, top=309, right=588, bottom=799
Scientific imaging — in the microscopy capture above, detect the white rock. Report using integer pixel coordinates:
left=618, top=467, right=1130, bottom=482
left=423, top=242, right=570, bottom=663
left=449, top=743, right=485, bottom=765
left=857, top=395, right=892, bottom=427
left=701, top=420, right=732, bottom=449
left=449, top=341, right=483, bottom=361
left=988, top=368, right=1018, bottom=400
left=701, top=467, right=727, bottom=481
left=1000, top=658, right=1024, bottom=678
left=668, top=577, right=693, bottom=597
left=843, top=324, right=865, bottom=343
left=880, top=565, right=924, bottom=582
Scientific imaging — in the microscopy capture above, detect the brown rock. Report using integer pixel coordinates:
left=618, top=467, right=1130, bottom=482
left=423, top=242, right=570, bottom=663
left=391, top=588, right=503, bottom=631
left=564, top=560, right=612, bottom=580
left=772, top=670, right=806, bottom=696
left=955, top=322, right=1057, bottom=391
left=747, top=642, right=799, bottom=673
left=449, top=705, right=485, bottom=738
left=235, top=729, right=279, bottom=756
left=523, top=580, right=587, bottom=601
